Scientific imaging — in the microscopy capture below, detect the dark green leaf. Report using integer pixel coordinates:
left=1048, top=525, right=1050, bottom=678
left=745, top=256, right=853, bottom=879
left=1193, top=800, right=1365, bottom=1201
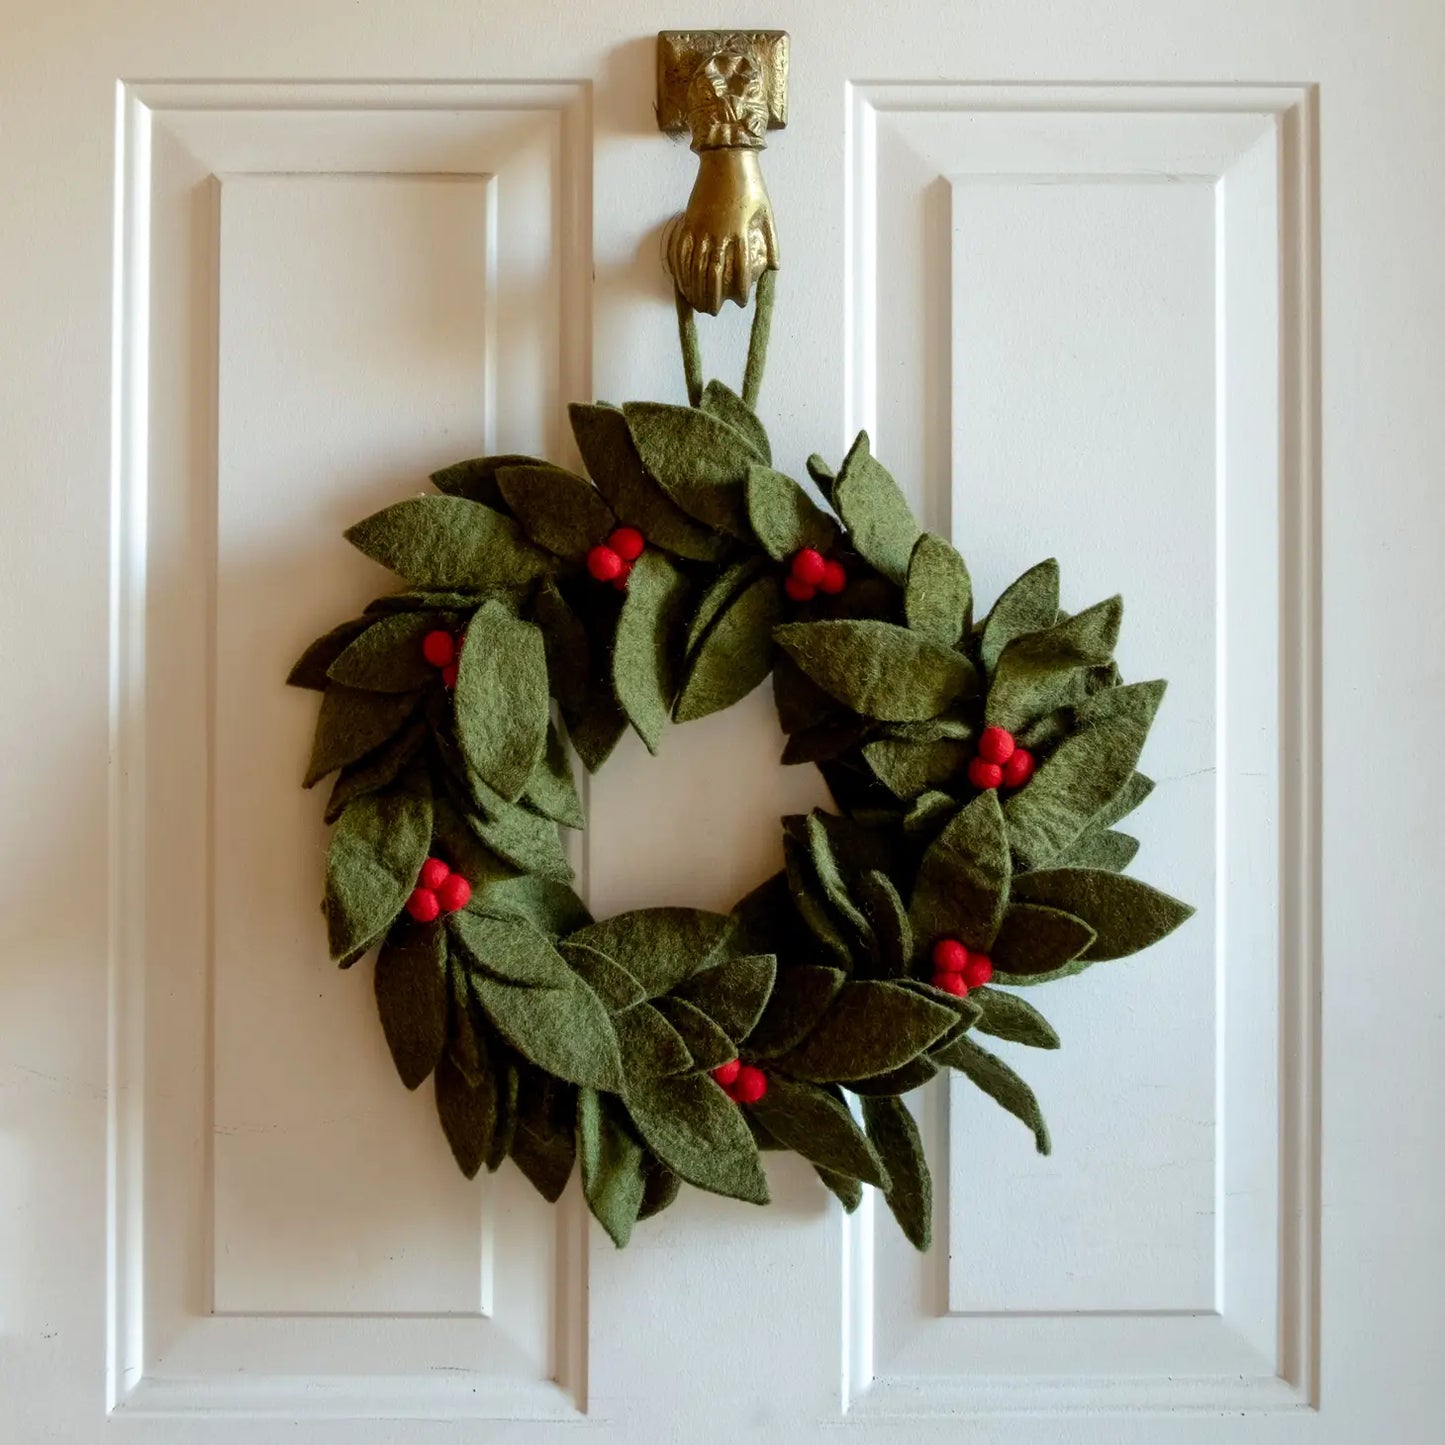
left=745, top=463, right=840, bottom=561
left=862, top=1096, right=932, bottom=1250
left=979, top=559, right=1060, bottom=675
left=430, top=452, right=537, bottom=507
left=532, top=579, right=593, bottom=715
left=324, top=718, right=426, bottom=823
left=750, top=1077, right=888, bottom=1187
left=904, top=533, right=971, bottom=646
left=624, top=1072, right=769, bottom=1204
left=858, top=869, right=913, bottom=976
left=986, top=596, right=1123, bottom=732
left=1052, top=827, right=1140, bottom=873
left=652, top=996, right=736, bottom=1071
left=521, top=721, right=584, bottom=829
left=449, top=912, right=575, bottom=987
left=497, top=462, right=614, bottom=556
left=701, top=378, right=771, bottom=463
left=863, top=735, right=971, bottom=798
left=671, top=953, right=776, bottom=1042
left=833, top=431, right=919, bottom=584
left=622, top=401, right=756, bottom=536
left=578, top=1088, right=647, bottom=1248
left=476, top=873, right=591, bottom=935
left=938, top=1034, right=1051, bottom=1154
left=774, top=980, right=955, bottom=1082
left=1008, top=868, right=1194, bottom=962
left=305, top=685, right=419, bottom=787
left=989, top=902, right=1098, bottom=984
left=612, top=549, right=689, bottom=753
left=375, top=924, right=448, bottom=1089
left=435, top=1050, right=498, bottom=1179
left=564, top=908, right=732, bottom=997
left=557, top=940, right=647, bottom=1010
left=614, top=1002, right=694, bottom=1076
left=509, top=1068, right=577, bottom=1201
left=674, top=572, right=783, bottom=723
left=470, top=969, right=625, bottom=1091
left=638, top=1157, right=683, bottom=1219
left=327, top=612, right=448, bottom=692
left=288, top=617, right=371, bottom=689
left=815, top=1166, right=863, bottom=1212
left=972, top=987, right=1061, bottom=1048
left=907, top=790, right=1011, bottom=954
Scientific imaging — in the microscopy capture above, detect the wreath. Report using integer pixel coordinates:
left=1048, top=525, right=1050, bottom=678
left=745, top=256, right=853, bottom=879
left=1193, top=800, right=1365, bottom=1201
left=289, top=276, right=1192, bottom=1250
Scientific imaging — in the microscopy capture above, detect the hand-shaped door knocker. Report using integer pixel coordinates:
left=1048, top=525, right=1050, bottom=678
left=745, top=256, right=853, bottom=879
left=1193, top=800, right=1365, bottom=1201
left=657, top=30, right=788, bottom=315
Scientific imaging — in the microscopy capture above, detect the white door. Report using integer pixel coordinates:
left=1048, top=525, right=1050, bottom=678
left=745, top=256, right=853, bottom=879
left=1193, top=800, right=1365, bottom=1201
left=3, top=2, right=1441, bottom=1439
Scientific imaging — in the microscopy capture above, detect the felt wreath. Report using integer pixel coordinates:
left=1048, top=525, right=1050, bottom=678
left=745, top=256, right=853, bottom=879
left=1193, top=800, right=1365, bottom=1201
left=289, top=277, right=1193, bottom=1249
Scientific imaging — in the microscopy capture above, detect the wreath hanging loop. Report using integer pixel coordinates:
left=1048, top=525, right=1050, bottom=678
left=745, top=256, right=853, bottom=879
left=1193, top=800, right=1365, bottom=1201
left=288, top=276, right=1193, bottom=1250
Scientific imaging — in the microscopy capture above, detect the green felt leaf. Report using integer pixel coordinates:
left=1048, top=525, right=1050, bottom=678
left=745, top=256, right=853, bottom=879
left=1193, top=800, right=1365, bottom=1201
left=305, top=685, right=419, bottom=787
left=364, top=588, right=485, bottom=617
left=614, top=1001, right=694, bottom=1076
left=745, top=464, right=840, bottom=561
left=904, top=533, right=971, bottom=647
left=324, top=718, right=426, bottom=824
left=1052, top=827, right=1140, bottom=873
left=674, top=572, right=783, bottom=723
left=612, top=549, right=689, bottom=753
left=1009, top=868, right=1194, bottom=962
left=434, top=1050, right=498, bottom=1180
left=902, top=789, right=960, bottom=837
left=429, top=793, right=525, bottom=914
left=805, top=452, right=838, bottom=504
left=288, top=617, right=371, bottom=690
left=509, top=1068, right=577, bottom=1202
left=846, top=1054, right=941, bottom=1097
left=863, top=735, right=971, bottom=799
left=569, top=402, right=726, bottom=561
left=454, top=600, right=550, bottom=803
left=980, top=559, right=1060, bottom=675
left=449, top=912, right=575, bottom=987
left=907, top=790, right=1011, bottom=954
left=622, top=401, right=756, bottom=536
left=815, top=1166, right=864, bottom=1212
left=896, top=977, right=984, bottom=1044
left=456, top=790, right=572, bottom=881
left=557, top=941, right=647, bottom=1010
left=802, top=812, right=872, bottom=942
left=750, top=1078, right=889, bottom=1188
left=624, top=1073, right=769, bottom=1205
left=497, top=462, right=615, bottom=557
left=476, top=874, right=591, bottom=936
left=858, top=869, right=913, bottom=976
left=578, top=1088, right=647, bottom=1248
left=730, top=870, right=814, bottom=960
left=562, top=691, right=629, bottom=776
left=1092, top=770, right=1155, bottom=830
left=672, top=953, right=777, bottom=1043
left=940, top=1034, right=1051, bottom=1154
left=832, top=431, right=919, bottom=585
left=470, top=967, right=625, bottom=1092
left=324, top=769, right=433, bottom=959
left=345, top=494, right=551, bottom=588
left=487, top=1054, right=520, bottom=1172
left=638, top=1158, right=683, bottom=1220
left=701, top=378, right=771, bottom=463
left=774, top=980, right=955, bottom=1082
left=772, top=650, right=842, bottom=734
left=781, top=718, right=871, bottom=766
left=972, top=987, right=1061, bottom=1049
left=862, top=1096, right=932, bottom=1251
left=531, top=579, right=592, bottom=715
left=774, top=620, right=976, bottom=722
left=783, top=834, right=854, bottom=966
left=652, top=996, right=737, bottom=1072
left=988, top=902, right=1098, bottom=984
left=1003, top=680, right=1166, bottom=868
left=521, top=721, right=584, bottom=829
left=430, top=452, right=537, bottom=507
left=986, top=596, right=1124, bottom=732
left=564, top=908, right=732, bottom=998
left=327, top=612, right=448, bottom=693
left=743, top=964, right=846, bottom=1058
left=374, top=924, right=448, bottom=1090
left=446, top=958, right=486, bottom=1085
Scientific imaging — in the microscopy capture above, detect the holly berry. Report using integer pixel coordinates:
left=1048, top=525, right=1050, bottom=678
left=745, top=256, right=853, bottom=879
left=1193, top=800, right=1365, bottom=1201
left=586, top=544, right=624, bottom=582
left=422, top=630, right=456, bottom=668
left=977, top=726, right=1016, bottom=765
left=436, top=874, right=471, bottom=913
left=608, top=526, right=644, bottom=562
left=405, top=888, right=441, bottom=923
left=790, top=548, right=827, bottom=587
left=731, top=1064, right=768, bottom=1105
left=1001, top=748, right=1036, bottom=788
left=932, top=971, right=968, bottom=997
left=968, top=757, right=1004, bottom=790
left=962, top=952, right=993, bottom=988
left=930, top=937, right=968, bottom=973
left=441, top=661, right=459, bottom=690
left=419, top=857, right=451, bottom=891
left=712, top=1059, right=742, bottom=1088
left=817, top=559, right=847, bottom=595
left=784, top=574, right=816, bottom=602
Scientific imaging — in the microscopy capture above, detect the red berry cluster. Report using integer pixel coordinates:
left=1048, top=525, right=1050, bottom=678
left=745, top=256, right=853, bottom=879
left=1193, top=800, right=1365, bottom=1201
left=405, top=857, right=472, bottom=923
left=711, top=1058, right=767, bottom=1105
left=784, top=547, right=847, bottom=602
left=929, top=937, right=993, bottom=997
left=586, top=526, right=646, bottom=591
left=422, top=629, right=464, bottom=690
left=967, top=726, right=1036, bottom=792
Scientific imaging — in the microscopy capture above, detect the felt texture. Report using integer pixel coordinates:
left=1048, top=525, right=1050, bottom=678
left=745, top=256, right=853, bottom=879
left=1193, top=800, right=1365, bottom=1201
left=323, top=718, right=426, bottom=824
left=374, top=923, right=449, bottom=1089
left=863, top=736, right=971, bottom=799
left=557, top=940, right=647, bottom=1010
left=326, top=612, right=449, bottom=693
left=477, top=874, right=592, bottom=937
left=454, top=600, right=551, bottom=803
left=288, top=617, right=373, bottom=690
left=702, top=379, right=771, bottom=464
left=509, top=1068, right=578, bottom=1202
left=486, top=1055, right=520, bottom=1173
left=745, top=464, right=839, bottom=561
left=1093, top=769, right=1155, bottom=830
left=305, top=685, right=419, bottom=787
left=773, top=981, right=955, bottom=1082
left=833, top=431, right=919, bottom=585
left=638, top=1158, right=683, bottom=1220
left=324, top=766, right=433, bottom=960
left=938, top=1034, right=1051, bottom=1155
left=803, top=812, right=874, bottom=944
left=623, top=1072, right=770, bottom=1205
left=858, top=869, right=913, bottom=977
left=805, top=452, right=838, bottom=503
left=1009, top=868, right=1194, bottom=962
left=741, top=267, right=777, bottom=410
left=531, top=579, right=594, bottom=716
left=568, top=403, right=725, bottom=561
left=815, top=1166, right=864, bottom=1213
left=985, top=596, right=1123, bottom=733
left=521, top=721, right=585, bottom=829
left=783, top=834, right=854, bottom=965
left=743, top=964, right=847, bottom=1058
left=772, top=650, right=841, bottom=735
left=346, top=494, right=552, bottom=589
left=434, top=1049, right=499, bottom=1180
left=612, top=549, right=689, bottom=753
left=455, top=789, right=573, bottom=881
left=907, top=790, right=1011, bottom=955
left=781, top=719, right=870, bottom=766
left=564, top=908, right=732, bottom=998
left=682, top=558, right=767, bottom=659
left=972, top=986, right=1061, bottom=1049
left=674, top=571, right=782, bottom=723
left=430, top=453, right=536, bottom=508
left=613, top=1001, right=694, bottom=1076
left=862, top=1095, right=933, bottom=1251
left=449, top=912, right=576, bottom=988
left=622, top=401, right=755, bottom=537
left=750, top=1077, right=889, bottom=1188
left=672, top=953, right=777, bottom=1042
left=675, top=289, right=704, bottom=405
left=561, top=691, right=629, bottom=777
left=1003, top=680, right=1166, bottom=868
left=774, top=620, right=976, bottom=722
left=904, top=533, right=972, bottom=647
left=652, top=996, right=737, bottom=1072
left=988, top=902, right=1098, bottom=983
left=365, top=587, right=485, bottom=617
left=845, top=1053, right=941, bottom=1097
left=578, top=1087, right=647, bottom=1248
left=1052, top=826, right=1140, bottom=873
left=979, top=559, right=1060, bottom=675
left=497, top=462, right=615, bottom=558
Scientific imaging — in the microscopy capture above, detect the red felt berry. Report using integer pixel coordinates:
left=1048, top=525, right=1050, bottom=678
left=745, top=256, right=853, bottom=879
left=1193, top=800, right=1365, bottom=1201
left=968, top=757, right=1003, bottom=790
left=931, top=936, right=968, bottom=972
left=435, top=873, right=471, bottom=913
left=977, top=726, right=1016, bottom=765
left=587, top=544, right=624, bottom=582
left=608, top=526, right=644, bottom=562
left=790, top=547, right=827, bottom=586
left=784, top=574, right=817, bottom=602
left=932, top=971, right=968, bottom=997
left=1001, top=748, right=1036, bottom=788
left=419, top=857, right=451, bottom=891
left=712, top=1059, right=742, bottom=1088
left=818, top=559, right=847, bottom=595
left=405, top=888, right=440, bottom=924
left=441, top=661, right=459, bottom=690
left=731, top=1064, right=767, bottom=1105
left=962, top=953, right=993, bottom=988
left=421, top=630, right=456, bottom=668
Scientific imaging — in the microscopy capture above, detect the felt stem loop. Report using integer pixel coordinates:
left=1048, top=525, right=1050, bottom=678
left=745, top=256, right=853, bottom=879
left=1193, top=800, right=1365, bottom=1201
left=673, top=266, right=777, bottom=412
left=674, top=287, right=704, bottom=408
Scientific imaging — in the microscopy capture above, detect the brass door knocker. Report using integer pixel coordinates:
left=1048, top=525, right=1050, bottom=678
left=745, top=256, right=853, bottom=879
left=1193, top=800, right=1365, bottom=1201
left=657, top=30, right=788, bottom=315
